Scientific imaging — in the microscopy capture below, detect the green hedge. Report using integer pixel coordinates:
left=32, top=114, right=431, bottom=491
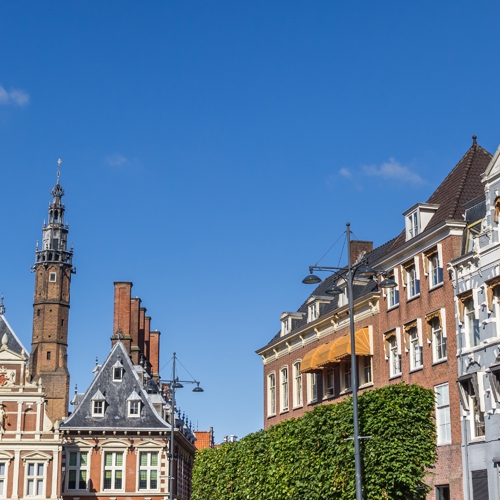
left=192, top=383, right=436, bottom=500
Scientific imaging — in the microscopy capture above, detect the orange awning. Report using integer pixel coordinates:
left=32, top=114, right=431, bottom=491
left=318, top=328, right=371, bottom=365
left=300, top=343, right=332, bottom=373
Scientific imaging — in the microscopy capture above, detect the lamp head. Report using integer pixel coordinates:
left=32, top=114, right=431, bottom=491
left=356, top=265, right=377, bottom=278
left=302, top=274, right=322, bottom=285
left=379, top=277, right=397, bottom=289
left=193, top=383, right=204, bottom=393
left=325, top=284, right=343, bottom=296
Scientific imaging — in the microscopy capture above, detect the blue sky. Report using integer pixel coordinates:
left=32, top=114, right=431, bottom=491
left=1, top=1, right=500, bottom=441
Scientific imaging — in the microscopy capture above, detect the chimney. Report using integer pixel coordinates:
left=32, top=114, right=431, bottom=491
left=349, top=241, right=373, bottom=266
left=149, top=330, right=161, bottom=381
left=130, top=297, right=141, bottom=364
left=112, top=282, right=133, bottom=352
left=144, top=316, right=151, bottom=372
left=138, top=307, right=146, bottom=361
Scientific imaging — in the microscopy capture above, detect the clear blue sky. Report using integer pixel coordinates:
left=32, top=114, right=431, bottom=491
left=1, top=1, right=500, bottom=441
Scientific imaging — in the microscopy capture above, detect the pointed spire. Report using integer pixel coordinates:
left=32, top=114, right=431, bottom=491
left=472, top=135, right=478, bottom=146
left=0, top=294, right=4, bottom=315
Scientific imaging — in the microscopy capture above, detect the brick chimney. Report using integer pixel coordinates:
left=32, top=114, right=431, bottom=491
left=144, top=315, right=151, bottom=373
left=149, top=330, right=161, bottom=381
left=112, top=282, right=133, bottom=352
left=349, top=241, right=373, bottom=266
left=130, top=297, right=141, bottom=364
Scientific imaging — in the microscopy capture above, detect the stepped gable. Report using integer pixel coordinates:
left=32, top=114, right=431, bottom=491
left=61, top=341, right=169, bottom=430
left=0, top=314, right=27, bottom=357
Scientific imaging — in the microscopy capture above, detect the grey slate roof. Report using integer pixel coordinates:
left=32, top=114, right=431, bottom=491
left=61, top=341, right=170, bottom=431
left=0, top=313, right=27, bottom=357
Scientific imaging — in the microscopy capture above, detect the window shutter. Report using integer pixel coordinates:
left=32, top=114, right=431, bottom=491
left=416, top=279, right=420, bottom=294
left=438, top=267, right=443, bottom=283
left=471, top=469, right=489, bottom=500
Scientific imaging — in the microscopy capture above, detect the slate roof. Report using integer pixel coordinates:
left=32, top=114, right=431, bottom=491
left=257, top=139, right=492, bottom=352
left=0, top=313, right=27, bottom=357
left=61, top=341, right=170, bottom=431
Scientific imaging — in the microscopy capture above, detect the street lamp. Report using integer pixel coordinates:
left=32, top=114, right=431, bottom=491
left=161, top=352, right=203, bottom=500
left=302, top=222, right=395, bottom=500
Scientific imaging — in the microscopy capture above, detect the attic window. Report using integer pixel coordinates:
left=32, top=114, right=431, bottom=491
left=91, top=389, right=106, bottom=417
left=49, top=272, right=57, bottom=283
left=112, top=360, right=124, bottom=381
left=127, top=390, right=142, bottom=417
left=407, top=211, right=419, bottom=239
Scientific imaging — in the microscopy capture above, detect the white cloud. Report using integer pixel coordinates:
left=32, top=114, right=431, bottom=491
left=339, top=168, right=351, bottom=178
left=362, top=158, right=424, bottom=184
left=0, top=86, right=30, bottom=106
left=105, top=153, right=128, bottom=167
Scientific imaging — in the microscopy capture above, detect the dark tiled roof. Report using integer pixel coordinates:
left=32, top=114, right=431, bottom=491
left=61, top=341, right=169, bottom=430
left=0, top=314, right=27, bottom=357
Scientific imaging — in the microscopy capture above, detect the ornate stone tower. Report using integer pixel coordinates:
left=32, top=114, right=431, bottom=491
left=30, top=159, right=75, bottom=423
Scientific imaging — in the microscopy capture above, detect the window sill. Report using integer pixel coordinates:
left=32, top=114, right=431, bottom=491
left=279, top=409, right=289, bottom=415
left=307, top=399, right=318, bottom=406
left=359, top=382, right=374, bottom=389
left=406, top=293, right=420, bottom=303
left=340, top=388, right=353, bottom=395
left=409, top=366, right=424, bottom=373
left=389, top=373, right=402, bottom=380
left=322, top=394, right=336, bottom=401
left=292, top=405, right=303, bottom=410
left=469, top=436, right=486, bottom=444
left=387, top=303, right=399, bottom=312
left=432, top=358, right=448, bottom=366
left=429, top=282, right=444, bottom=292
left=267, top=413, right=276, bottom=419
left=436, top=441, right=452, bottom=447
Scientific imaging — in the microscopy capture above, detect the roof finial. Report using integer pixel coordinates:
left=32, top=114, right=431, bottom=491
left=57, top=158, right=62, bottom=185
left=472, top=135, right=477, bottom=146
left=0, top=294, right=5, bottom=315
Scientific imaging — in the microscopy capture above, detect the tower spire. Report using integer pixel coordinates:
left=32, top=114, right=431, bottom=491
left=30, top=159, right=76, bottom=423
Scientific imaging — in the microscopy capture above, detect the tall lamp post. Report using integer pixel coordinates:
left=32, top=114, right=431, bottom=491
left=302, top=222, right=395, bottom=500
left=161, top=352, right=203, bottom=500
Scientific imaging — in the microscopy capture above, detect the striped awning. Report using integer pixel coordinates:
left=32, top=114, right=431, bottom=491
left=301, top=328, right=371, bottom=373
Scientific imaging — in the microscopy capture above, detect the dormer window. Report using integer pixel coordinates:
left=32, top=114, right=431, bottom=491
left=91, top=389, right=106, bottom=417
left=280, top=312, right=305, bottom=336
left=127, top=390, right=142, bottom=417
left=403, top=203, right=439, bottom=241
left=281, top=318, right=289, bottom=336
left=306, top=297, right=333, bottom=323
left=112, top=360, right=124, bottom=381
left=308, top=303, right=318, bottom=322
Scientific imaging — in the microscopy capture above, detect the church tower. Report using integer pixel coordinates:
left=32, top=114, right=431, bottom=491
left=30, top=159, right=75, bottom=423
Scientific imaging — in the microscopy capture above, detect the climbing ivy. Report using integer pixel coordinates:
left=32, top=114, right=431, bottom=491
left=192, top=383, right=436, bottom=500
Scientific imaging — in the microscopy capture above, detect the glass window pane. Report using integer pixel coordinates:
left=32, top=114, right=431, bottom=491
left=69, top=452, right=77, bottom=467
left=150, top=453, right=158, bottom=466
left=0, top=463, right=5, bottom=475
left=150, top=469, right=158, bottom=489
left=27, top=479, right=34, bottom=495
left=37, top=479, right=43, bottom=496
left=28, top=463, right=34, bottom=476
left=115, top=470, right=122, bottom=489
left=80, top=453, right=87, bottom=466
left=79, top=470, right=87, bottom=489
left=104, top=471, right=112, bottom=489
left=68, top=470, right=76, bottom=489
left=115, top=453, right=123, bottom=466
left=0, top=479, right=4, bottom=495
left=140, top=452, right=148, bottom=466
left=37, top=464, right=44, bottom=476
left=105, top=453, right=113, bottom=467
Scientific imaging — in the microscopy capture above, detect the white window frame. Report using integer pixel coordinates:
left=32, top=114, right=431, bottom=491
left=431, top=312, right=447, bottom=362
left=406, top=259, right=420, bottom=299
left=92, top=400, right=104, bottom=417
left=308, top=303, right=318, bottom=323
left=102, top=451, right=125, bottom=491
left=435, top=383, right=451, bottom=445
left=464, top=296, right=480, bottom=348
left=280, top=367, right=289, bottom=412
left=388, top=331, right=401, bottom=377
left=0, top=460, right=7, bottom=497
left=113, top=367, right=124, bottom=381
left=341, top=360, right=352, bottom=392
left=138, top=451, right=159, bottom=491
left=428, top=247, right=443, bottom=288
left=324, top=366, right=335, bottom=398
left=407, top=210, right=419, bottom=239
left=359, top=356, right=372, bottom=386
left=292, top=361, right=302, bottom=408
left=267, top=372, right=276, bottom=416
left=408, top=326, right=423, bottom=371
left=26, top=462, right=45, bottom=497
left=458, top=374, right=485, bottom=439
left=387, top=268, right=399, bottom=309
left=128, top=400, right=141, bottom=417
left=307, top=373, right=318, bottom=403
left=281, top=318, right=289, bottom=337
left=49, top=272, right=57, bottom=283
left=66, top=450, right=89, bottom=491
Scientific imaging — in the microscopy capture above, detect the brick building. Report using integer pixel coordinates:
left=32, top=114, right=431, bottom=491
left=256, top=137, right=493, bottom=499
left=0, top=165, right=198, bottom=499
left=60, top=282, right=197, bottom=500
